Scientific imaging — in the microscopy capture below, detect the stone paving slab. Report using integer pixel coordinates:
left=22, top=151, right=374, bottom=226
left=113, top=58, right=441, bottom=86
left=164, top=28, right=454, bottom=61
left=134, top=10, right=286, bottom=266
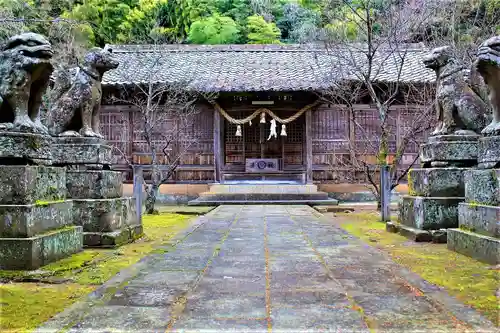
left=36, top=205, right=497, bottom=333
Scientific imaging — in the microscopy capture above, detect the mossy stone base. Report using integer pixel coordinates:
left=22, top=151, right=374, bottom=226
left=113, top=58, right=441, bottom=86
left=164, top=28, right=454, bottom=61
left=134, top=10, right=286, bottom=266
left=458, top=203, right=500, bottom=238
left=0, top=131, right=52, bottom=165
left=84, top=224, right=143, bottom=248
left=51, top=137, right=112, bottom=167
left=66, top=170, right=123, bottom=199
left=0, top=166, right=66, bottom=205
left=0, top=226, right=83, bottom=270
left=408, top=168, right=466, bottom=197
left=464, top=169, right=500, bottom=206
left=73, top=197, right=137, bottom=233
left=478, top=135, right=500, bottom=168
left=0, top=201, right=73, bottom=238
left=399, top=196, right=463, bottom=230
left=447, top=229, right=500, bottom=265
left=420, top=135, right=478, bottom=167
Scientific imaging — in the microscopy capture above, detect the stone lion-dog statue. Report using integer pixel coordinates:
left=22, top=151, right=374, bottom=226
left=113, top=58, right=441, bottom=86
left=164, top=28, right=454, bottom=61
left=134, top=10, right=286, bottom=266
left=0, top=32, right=54, bottom=133
left=475, top=35, right=500, bottom=136
left=49, top=47, right=118, bottom=138
left=422, top=46, right=490, bottom=136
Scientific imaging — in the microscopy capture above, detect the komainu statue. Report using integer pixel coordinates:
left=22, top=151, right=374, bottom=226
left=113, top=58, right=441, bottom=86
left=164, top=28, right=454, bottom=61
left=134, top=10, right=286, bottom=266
left=475, top=36, right=500, bottom=136
left=0, top=32, right=53, bottom=133
left=49, top=47, right=118, bottom=138
left=423, top=46, right=490, bottom=136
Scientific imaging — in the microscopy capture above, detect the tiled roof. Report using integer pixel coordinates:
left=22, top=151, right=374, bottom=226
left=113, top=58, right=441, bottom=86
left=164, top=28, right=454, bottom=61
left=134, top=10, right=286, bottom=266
left=102, top=43, right=436, bottom=92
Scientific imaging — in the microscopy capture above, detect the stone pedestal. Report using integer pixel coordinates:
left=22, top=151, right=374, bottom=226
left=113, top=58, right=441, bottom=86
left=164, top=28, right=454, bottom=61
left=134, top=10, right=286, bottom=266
left=0, top=131, right=53, bottom=165
left=392, top=135, right=474, bottom=242
left=420, top=135, right=479, bottom=167
left=54, top=138, right=142, bottom=247
left=0, top=161, right=83, bottom=270
left=447, top=169, right=500, bottom=264
left=478, top=135, right=500, bottom=169
left=52, top=137, right=113, bottom=168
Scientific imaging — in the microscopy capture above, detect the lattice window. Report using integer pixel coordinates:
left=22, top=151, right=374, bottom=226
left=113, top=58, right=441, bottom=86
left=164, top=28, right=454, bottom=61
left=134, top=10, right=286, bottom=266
left=224, top=112, right=244, bottom=165
left=100, top=109, right=129, bottom=164
left=312, top=106, right=349, bottom=140
left=353, top=108, right=397, bottom=154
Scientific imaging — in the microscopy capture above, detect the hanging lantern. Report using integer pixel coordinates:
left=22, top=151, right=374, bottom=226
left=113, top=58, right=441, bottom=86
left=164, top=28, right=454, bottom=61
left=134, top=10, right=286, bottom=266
left=260, top=112, right=266, bottom=123
left=280, top=124, right=287, bottom=136
left=235, top=124, right=242, bottom=137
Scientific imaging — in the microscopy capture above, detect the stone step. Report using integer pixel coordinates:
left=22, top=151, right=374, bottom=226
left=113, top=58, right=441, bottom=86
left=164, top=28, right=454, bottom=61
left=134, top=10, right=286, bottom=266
left=208, top=184, right=318, bottom=194
left=188, top=199, right=339, bottom=206
left=197, top=192, right=330, bottom=201
left=458, top=203, right=500, bottom=238
left=0, top=226, right=83, bottom=270
left=447, top=228, right=500, bottom=265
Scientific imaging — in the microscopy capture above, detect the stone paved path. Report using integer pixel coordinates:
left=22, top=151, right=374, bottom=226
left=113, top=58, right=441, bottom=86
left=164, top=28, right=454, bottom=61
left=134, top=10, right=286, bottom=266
left=37, top=205, right=496, bottom=333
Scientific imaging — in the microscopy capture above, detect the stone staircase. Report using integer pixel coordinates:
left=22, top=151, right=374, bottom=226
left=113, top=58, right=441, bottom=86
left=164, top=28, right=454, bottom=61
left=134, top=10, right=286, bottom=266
left=188, top=184, right=339, bottom=206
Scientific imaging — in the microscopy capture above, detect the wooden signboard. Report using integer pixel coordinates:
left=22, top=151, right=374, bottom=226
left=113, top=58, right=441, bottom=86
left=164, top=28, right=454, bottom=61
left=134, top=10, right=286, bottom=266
left=246, top=158, right=280, bottom=173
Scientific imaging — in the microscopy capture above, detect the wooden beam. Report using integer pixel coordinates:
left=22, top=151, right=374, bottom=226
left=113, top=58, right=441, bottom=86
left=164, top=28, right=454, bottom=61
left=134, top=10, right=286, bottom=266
left=305, top=109, right=313, bottom=184
left=213, top=107, right=223, bottom=183
left=128, top=109, right=134, bottom=162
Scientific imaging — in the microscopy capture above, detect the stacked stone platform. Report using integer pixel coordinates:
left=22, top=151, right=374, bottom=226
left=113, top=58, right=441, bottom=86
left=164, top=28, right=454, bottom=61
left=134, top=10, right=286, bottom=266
left=53, top=137, right=142, bottom=248
left=390, top=135, right=479, bottom=242
left=0, top=131, right=83, bottom=270
left=188, top=184, right=339, bottom=206
left=447, top=140, right=500, bottom=265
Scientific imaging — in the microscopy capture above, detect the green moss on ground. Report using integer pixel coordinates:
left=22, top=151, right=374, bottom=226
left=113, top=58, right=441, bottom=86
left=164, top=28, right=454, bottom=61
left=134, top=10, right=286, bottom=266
left=335, top=212, right=499, bottom=326
left=0, top=212, right=193, bottom=332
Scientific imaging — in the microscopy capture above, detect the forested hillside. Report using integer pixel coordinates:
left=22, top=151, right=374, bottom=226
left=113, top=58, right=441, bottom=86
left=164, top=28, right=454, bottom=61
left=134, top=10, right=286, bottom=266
left=0, top=0, right=499, bottom=47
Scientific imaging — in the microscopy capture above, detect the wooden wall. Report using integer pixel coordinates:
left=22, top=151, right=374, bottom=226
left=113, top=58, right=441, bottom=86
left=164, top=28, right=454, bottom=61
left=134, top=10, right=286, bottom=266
left=100, top=102, right=428, bottom=183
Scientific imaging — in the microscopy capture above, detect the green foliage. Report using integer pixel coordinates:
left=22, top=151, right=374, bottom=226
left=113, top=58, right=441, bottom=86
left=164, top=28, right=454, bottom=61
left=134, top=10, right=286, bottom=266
left=246, top=14, right=281, bottom=44
left=277, top=2, right=320, bottom=42
left=3, top=0, right=496, bottom=47
left=188, top=14, right=239, bottom=44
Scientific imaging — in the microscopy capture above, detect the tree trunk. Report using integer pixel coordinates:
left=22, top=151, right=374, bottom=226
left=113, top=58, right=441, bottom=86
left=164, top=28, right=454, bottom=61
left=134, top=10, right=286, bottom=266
left=145, top=183, right=160, bottom=214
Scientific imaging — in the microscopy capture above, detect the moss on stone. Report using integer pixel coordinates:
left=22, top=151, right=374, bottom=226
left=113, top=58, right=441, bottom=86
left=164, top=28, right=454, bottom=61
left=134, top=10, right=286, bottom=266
left=0, top=212, right=193, bottom=332
left=34, top=199, right=65, bottom=207
left=407, top=171, right=417, bottom=196
left=335, top=212, right=499, bottom=326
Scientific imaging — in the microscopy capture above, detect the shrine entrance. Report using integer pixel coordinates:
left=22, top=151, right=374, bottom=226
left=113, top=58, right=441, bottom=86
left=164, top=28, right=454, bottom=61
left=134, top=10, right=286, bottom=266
left=221, top=110, right=307, bottom=183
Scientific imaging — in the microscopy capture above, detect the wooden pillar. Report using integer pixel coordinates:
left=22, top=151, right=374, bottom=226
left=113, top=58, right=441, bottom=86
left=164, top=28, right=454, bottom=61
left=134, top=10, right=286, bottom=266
left=213, top=107, right=223, bottom=183
left=127, top=108, right=134, bottom=162
left=305, top=109, right=313, bottom=184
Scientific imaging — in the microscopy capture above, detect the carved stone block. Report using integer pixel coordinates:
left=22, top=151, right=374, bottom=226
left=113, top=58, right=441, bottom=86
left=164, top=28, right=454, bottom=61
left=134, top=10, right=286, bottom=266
left=0, top=201, right=73, bottom=238
left=447, top=229, right=500, bottom=265
left=0, top=166, right=66, bottom=205
left=398, top=196, right=463, bottom=230
left=0, top=226, right=83, bottom=270
left=408, top=168, right=466, bottom=197
left=72, top=197, right=136, bottom=233
left=420, top=135, right=479, bottom=167
left=478, top=135, right=500, bottom=168
left=464, top=169, right=500, bottom=205
left=66, top=170, right=123, bottom=199
left=51, top=136, right=113, bottom=166
left=84, top=224, right=143, bottom=248
left=0, top=131, right=52, bottom=164
left=458, top=203, right=500, bottom=238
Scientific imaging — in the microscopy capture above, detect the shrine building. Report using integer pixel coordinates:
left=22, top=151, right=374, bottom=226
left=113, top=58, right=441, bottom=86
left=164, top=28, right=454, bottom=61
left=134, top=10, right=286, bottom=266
left=99, top=44, right=435, bottom=185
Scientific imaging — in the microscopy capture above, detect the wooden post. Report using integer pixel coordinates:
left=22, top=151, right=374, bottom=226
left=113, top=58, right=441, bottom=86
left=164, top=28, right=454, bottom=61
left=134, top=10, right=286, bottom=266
left=380, top=165, right=391, bottom=222
left=305, top=110, right=313, bottom=184
left=133, top=165, right=143, bottom=224
left=213, top=108, right=222, bottom=183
